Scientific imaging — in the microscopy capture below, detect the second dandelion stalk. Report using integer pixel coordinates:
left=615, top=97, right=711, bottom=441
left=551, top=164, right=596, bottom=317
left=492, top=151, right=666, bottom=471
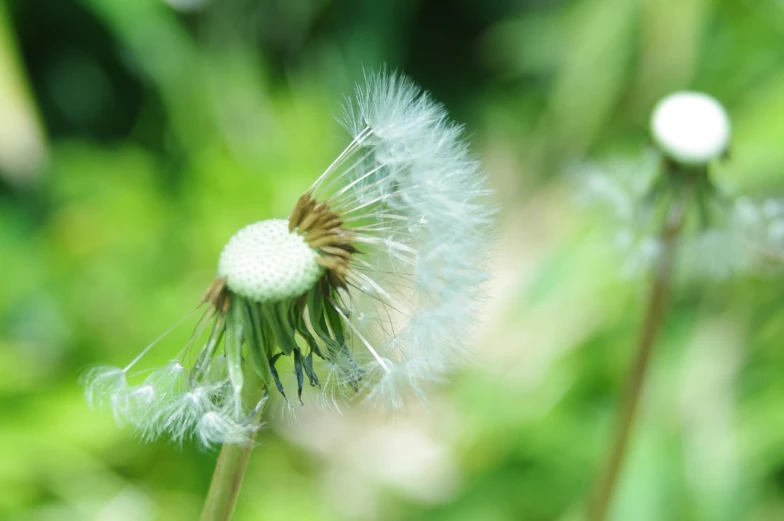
left=588, top=90, right=732, bottom=521
left=588, top=165, right=692, bottom=521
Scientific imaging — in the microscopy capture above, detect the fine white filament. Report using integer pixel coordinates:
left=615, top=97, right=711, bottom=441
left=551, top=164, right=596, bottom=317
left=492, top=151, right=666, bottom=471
left=311, top=71, right=495, bottom=409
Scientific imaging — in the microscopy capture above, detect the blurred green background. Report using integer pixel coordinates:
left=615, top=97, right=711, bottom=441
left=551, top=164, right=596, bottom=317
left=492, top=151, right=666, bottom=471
left=3, top=0, right=784, bottom=519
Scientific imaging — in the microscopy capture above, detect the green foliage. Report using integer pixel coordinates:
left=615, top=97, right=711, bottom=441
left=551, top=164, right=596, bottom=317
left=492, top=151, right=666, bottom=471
left=2, top=0, right=784, bottom=520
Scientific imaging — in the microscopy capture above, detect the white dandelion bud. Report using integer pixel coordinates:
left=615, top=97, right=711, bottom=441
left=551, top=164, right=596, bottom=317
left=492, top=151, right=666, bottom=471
left=83, top=70, right=495, bottom=447
left=650, top=91, right=731, bottom=166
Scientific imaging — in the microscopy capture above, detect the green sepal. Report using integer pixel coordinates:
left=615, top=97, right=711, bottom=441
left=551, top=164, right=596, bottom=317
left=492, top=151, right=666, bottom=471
left=265, top=302, right=299, bottom=356
left=324, top=294, right=346, bottom=346
left=240, top=301, right=274, bottom=391
left=190, top=313, right=224, bottom=385
left=306, top=285, right=362, bottom=390
left=268, top=353, right=288, bottom=401
left=307, top=286, right=343, bottom=356
left=251, top=303, right=276, bottom=358
left=293, top=307, right=325, bottom=360
left=303, top=351, right=320, bottom=388
left=293, top=349, right=305, bottom=404
left=225, top=299, right=245, bottom=405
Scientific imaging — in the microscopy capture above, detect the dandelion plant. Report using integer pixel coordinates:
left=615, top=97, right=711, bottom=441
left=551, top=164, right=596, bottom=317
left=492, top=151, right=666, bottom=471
left=586, top=92, right=743, bottom=521
left=82, top=71, right=495, bottom=521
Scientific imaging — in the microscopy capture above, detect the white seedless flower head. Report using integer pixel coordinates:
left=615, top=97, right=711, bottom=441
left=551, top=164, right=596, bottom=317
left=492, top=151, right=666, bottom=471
left=82, top=71, right=495, bottom=447
left=650, top=91, right=731, bottom=166
left=217, top=219, right=323, bottom=303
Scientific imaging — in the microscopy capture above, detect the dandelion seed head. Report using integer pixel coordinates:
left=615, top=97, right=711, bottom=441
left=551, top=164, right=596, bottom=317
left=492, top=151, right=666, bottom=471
left=84, top=70, right=495, bottom=446
left=650, top=91, right=731, bottom=166
left=218, top=219, right=324, bottom=303
left=321, top=70, right=494, bottom=406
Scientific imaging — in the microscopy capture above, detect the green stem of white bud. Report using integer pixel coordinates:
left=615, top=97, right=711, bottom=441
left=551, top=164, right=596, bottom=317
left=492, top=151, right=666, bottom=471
left=588, top=165, right=694, bottom=521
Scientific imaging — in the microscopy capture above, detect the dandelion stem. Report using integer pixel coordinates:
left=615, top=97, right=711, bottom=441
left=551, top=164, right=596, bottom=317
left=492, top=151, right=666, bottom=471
left=587, top=171, right=692, bottom=521
left=200, top=364, right=266, bottom=521
left=199, top=439, right=256, bottom=521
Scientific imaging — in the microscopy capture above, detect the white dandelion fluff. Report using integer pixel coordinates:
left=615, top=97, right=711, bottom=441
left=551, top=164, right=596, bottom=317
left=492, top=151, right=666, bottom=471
left=82, top=71, right=495, bottom=447
left=196, top=411, right=254, bottom=449
left=579, top=154, right=784, bottom=277
left=81, top=366, right=128, bottom=409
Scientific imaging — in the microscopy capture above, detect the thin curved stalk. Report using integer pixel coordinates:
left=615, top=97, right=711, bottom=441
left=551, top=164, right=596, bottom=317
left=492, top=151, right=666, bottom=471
left=587, top=182, right=690, bottom=521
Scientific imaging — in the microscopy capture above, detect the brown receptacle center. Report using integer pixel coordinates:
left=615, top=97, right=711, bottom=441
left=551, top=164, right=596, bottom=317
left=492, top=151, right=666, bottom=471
left=288, top=192, right=357, bottom=291
left=203, top=276, right=230, bottom=315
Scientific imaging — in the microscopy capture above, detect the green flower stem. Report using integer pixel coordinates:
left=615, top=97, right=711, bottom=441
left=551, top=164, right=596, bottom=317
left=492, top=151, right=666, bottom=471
left=199, top=440, right=256, bottom=521
left=587, top=171, right=693, bottom=521
left=200, top=361, right=266, bottom=521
